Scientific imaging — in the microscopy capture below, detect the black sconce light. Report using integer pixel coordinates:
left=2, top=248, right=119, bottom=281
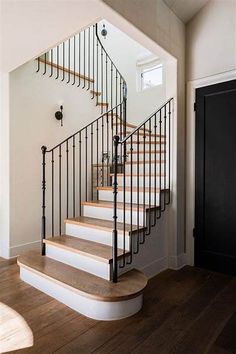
left=55, top=105, right=63, bottom=126
left=101, top=24, right=107, bottom=39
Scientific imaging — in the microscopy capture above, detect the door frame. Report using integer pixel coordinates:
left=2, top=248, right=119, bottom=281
left=186, top=69, right=236, bottom=266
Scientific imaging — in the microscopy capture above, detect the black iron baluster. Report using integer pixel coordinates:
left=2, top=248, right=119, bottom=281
left=159, top=109, right=162, bottom=215
left=85, top=127, right=88, bottom=200
left=96, top=35, right=99, bottom=105
left=101, top=48, right=104, bottom=114
left=79, top=132, right=82, bottom=215
left=115, top=69, right=118, bottom=111
left=101, top=115, right=104, bottom=186
left=51, top=150, right=54, bottom=236
left=91, top=124, right=94, bottom=200
left=111, top=63, right=113, bottom=112
left=87, top=27, right=90, bottom=91
left=121, top=138, right=126, bottom=268
left=92, top=25, right=95, bottom=98
left=43, top=53, right=47, bottom=75
left=106, top=113, right=109, bottom=184
left=36, top=57, right=40, bottom=73
left=72, top=36, right=76, bottom=85
left=77, top=33, right=81, bottom=87
left=66, top=140, right=69, bottom=218
left=167, top=100, right=171, bottom=204
left=62, top=42, right=65, bottom=81
left=67, top=39, right=71, bottom=84
left=59, top=145, right=62, bottom=234
left=112, top=135, right=119, bottom=283
left=142, top=124, right=146, bottom=243
left=49, top=49, right=53, bottom=77
left=83, top=29, right=86, bottom=89
left=134, top=130, right=140, bottom=253
left=163, top=104, right=167, bottom=209
left=73, top=136, right=76, bottom=217
left=146, top=118, right=152, bottom=235
left=96, top=120, right=99, bottom=200
left=152, top=113, right=157, bottom=226
left=41, top=146, right=47, bottom=255
left=127, top=135, right=133, bottom=264
left=106, top=54, right=108, bottom=110
left=56, top=45, right=59, bottom=79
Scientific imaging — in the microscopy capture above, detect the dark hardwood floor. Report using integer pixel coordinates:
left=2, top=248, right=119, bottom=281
left=0, top=260, right=235, bottom=353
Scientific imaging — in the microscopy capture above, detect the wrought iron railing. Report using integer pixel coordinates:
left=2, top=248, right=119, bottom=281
left=112, top=98, right=173, bottom=282
left=41, top=103, right=126, bottom=255
left=36, top=23, right=127, bottom=115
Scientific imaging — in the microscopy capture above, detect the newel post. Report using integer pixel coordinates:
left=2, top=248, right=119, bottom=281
left=41, top=145, right=47, bottom=255
left=112, top=135, right=120, bottom=282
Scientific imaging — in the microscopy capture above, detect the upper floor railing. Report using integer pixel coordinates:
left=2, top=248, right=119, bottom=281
left=36, top=23, right=127, bottom=115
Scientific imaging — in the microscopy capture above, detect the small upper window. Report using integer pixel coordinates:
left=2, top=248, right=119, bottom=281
left=141, top=64, right=163, bottom=90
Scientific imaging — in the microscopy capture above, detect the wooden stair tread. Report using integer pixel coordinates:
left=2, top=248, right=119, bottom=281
left=125, top=160, right=166, bottom=164
left=38, top=58, right=94, bottom=83
left=113, top=119, right=150, bottom=134
left=90, top=90, right=101, bottom=96
left=126, top=141, right=166, bottom=144
left=97, top=186, right=166, bottom=193
left=44, top=235, right=128, bottom=263
left=97, top=102, right=109, bottom=107
left=110, top=173, right=166, bottom=177
left=18, top=253, right=147, bottom=301
left=123, top=132, right=166, bottom=138
left=82, top=200, right=158, bottom=210
left=65, top=216, right=144, bottom=234
left=127, top=150, right=166, bottom=154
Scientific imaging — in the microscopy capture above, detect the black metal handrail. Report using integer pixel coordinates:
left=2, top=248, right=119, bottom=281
left=112, top=98, right=173, bottom=282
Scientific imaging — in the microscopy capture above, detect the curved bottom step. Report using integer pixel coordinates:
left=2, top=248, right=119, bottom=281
left=18, top=254, right=147, bottom=321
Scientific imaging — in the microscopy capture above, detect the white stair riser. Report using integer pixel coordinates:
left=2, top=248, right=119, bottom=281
left=126, top=152, right=166, bottom=161
left=115, top=176, right=168, bottom=189
left=125, top=163, right=168, bottom=174
left=65, top=222, right=130, bottom=250
left=83, top=205, right=145, bottom=225
left=20, top=266, right=143, bottom=321
left=46, top=243, right=111, bottom=280
left=98, top=190, right=160, bottom=205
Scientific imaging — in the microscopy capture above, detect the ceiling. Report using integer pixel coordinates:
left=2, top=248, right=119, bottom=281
left=163, top=0, right=209, bottom=23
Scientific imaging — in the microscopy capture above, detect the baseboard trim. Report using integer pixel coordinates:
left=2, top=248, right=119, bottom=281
left=10, top=240, right=41, bottom=258
left=168, top=253, right=187, bottom=270
left=141, top=256, right=168, bottom=279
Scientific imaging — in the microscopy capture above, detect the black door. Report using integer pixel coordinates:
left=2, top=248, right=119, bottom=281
left=195, top=79, right=236, bottom=275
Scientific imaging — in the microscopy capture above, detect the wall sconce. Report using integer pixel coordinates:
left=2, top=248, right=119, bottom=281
left=55, top=105, right=63, bottom=126
left=101, top=24, right=107, bottom=39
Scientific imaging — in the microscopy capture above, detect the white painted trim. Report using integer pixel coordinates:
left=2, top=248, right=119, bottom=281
left=168, top=253, right=187, bottom=270
left=186, top=70, right=236, bottom=266
left=19, top=266, right=143, bottom=321
left=10, top=240, right=41, bottom=258
left=46, top=243, right=111, bottom=280
left=141, top=256, right=168, bottom=279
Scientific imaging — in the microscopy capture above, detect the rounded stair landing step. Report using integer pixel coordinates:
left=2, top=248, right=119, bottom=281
left=18, top=253, right=148, bottom=321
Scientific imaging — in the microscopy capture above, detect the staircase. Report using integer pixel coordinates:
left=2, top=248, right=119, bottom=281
left=18, top=22, right=173, bottom=321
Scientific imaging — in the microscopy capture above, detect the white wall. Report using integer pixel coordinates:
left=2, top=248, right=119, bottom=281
left=186, top=0, right=236, bottom=264
left=186, top=0, right=236, bottom=81
left=0, top=73, right=10, bottom=258
left=9, top=61, right=100, bottom=256
left=98, top=21, right=167, bottom=124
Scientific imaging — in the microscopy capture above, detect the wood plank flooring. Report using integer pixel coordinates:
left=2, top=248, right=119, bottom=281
left=0, top=261, right=235, bottom=354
